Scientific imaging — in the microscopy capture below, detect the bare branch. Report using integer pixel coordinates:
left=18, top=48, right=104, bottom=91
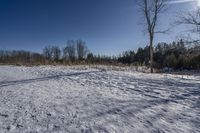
left=175, top=8, right=200, bottom=33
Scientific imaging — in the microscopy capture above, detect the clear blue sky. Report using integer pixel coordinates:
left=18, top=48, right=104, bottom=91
left=0, top=0, right=197, bottom=55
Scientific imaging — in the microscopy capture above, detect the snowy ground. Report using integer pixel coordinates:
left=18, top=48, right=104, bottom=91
left=0, top=65, right=199, bottom=133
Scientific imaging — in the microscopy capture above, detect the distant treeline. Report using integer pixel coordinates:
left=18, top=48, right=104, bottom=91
left=0, top=40, right=117, bottom=66
left=118, top=39, right=200, bottom=70
left=0, top=39, right=200, bottom=70
left=0, top=50, right=44, bottom=65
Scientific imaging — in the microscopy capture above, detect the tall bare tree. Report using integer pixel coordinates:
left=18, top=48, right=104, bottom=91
left=63, top=40, right=76, bottom=62
left=43, top=46, right=52, bottom=60
left=51, top=46, right=61, bottom=61
left=138, top=0, right=167, bottom=73
left=76, top=40, right=88, bottom=60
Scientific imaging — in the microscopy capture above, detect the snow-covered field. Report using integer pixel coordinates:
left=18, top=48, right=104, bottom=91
left=0, top=65, right=199, bottom=133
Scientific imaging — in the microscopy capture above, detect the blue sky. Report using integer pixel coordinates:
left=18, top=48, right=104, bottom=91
left=0, top=0, right=197, bottom=55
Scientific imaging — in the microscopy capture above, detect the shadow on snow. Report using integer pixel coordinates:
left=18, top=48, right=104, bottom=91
left=0, top=71, right=98, bottom=88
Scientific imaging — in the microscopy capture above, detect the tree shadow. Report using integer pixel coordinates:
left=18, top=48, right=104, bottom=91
left=76, top=97, right=199, bottom=132
left=0, top=71, right=98, bottom=88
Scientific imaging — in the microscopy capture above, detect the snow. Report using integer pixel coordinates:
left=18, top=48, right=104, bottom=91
left=0, top=65, right=199, bottom=133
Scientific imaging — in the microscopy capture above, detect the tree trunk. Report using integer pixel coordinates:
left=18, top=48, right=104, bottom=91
left=150, top=36, right=154, bottom=73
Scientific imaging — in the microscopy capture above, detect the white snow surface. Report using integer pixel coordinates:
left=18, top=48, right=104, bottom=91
left=0, top=65, right=199, bottom=133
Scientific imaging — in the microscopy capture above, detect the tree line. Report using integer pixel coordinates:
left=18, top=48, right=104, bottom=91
left=0, top=39, right=117, bottom=65
left=0, top=39, right=199, bottom=70
left=118, top=39, right=200, bottom=70
left=0, top=50, right=44, bottom=65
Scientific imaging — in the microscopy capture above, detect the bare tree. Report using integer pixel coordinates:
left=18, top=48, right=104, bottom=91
left=76, top=40, right=88, bottom=60
left=138, top=0, right=167, bottom=73
left=63, top=40, right=76, bottom=62
left=43, top=45, right=61, bottom=62
left=51, top=46, right=61, bottom=61
left=175, top=8, right=200, bottom=44
left=43, top=46, right=52, bottom=60
left=176, top=8, right=200, bottom=33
